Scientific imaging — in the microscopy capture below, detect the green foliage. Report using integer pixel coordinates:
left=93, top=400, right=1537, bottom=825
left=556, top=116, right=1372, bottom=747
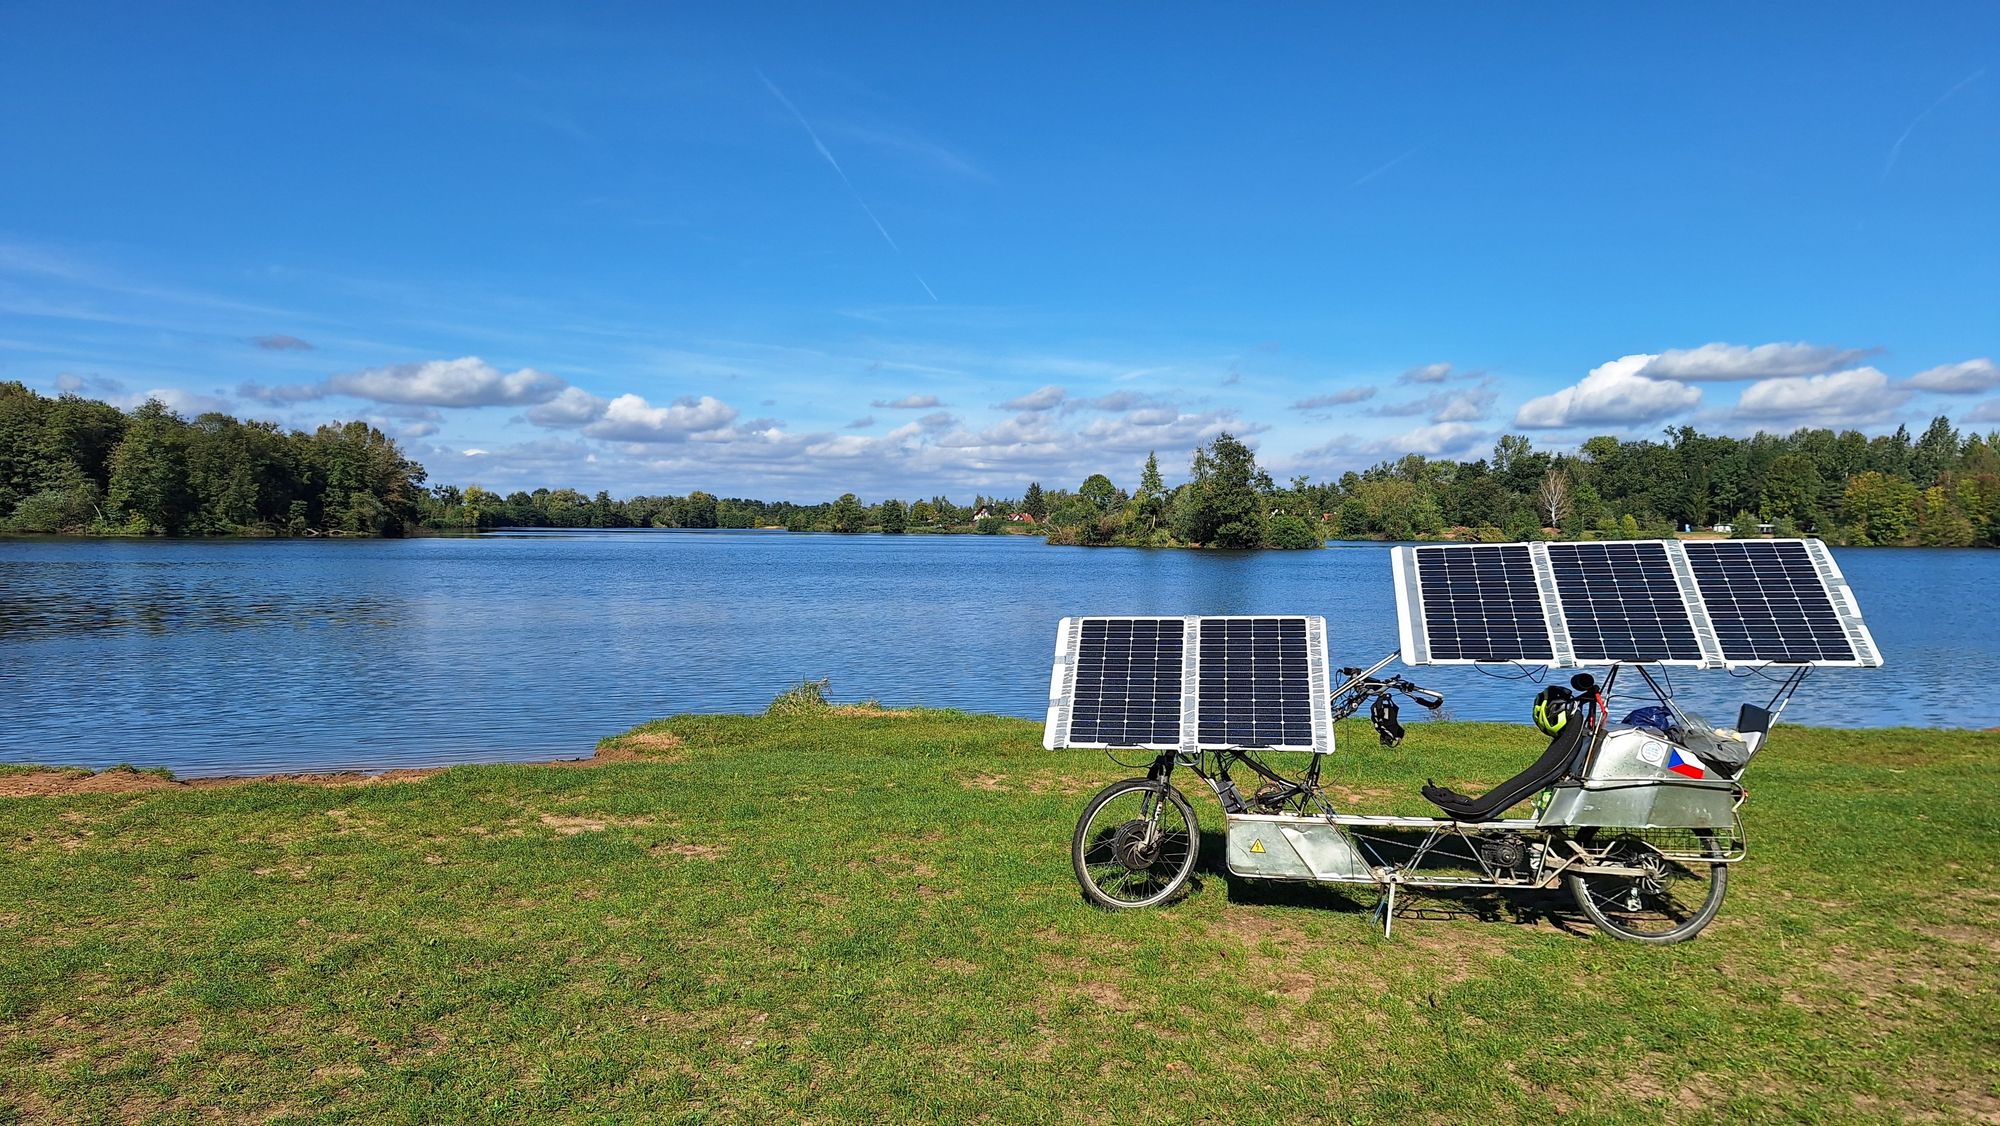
left=876, top=498, right=907, bottom=534
left=1264, top=512, right=1323, bottom=550
left=827, top=493, right=867, bottom=534
left=765, top=677, right=832, bottom=716
left=974, top=515, right=1006, bottom=534
left=1172, top=433, right=1266, bottom=547
left=1020, top=481, right=1046, bottom=520
left=1729, top=510, right=1761, bottom=538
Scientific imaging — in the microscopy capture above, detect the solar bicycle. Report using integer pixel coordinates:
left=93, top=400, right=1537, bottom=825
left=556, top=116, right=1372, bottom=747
left=1047, top=539, right=1882, bottom=943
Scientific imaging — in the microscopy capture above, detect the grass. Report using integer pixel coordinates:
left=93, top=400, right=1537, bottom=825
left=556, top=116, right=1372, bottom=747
left=0, top=712, right=1995, bottom=1124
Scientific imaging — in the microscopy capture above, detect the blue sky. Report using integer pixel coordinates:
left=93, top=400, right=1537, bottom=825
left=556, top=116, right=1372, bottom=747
left=1, top=2, right=1995, bottom=500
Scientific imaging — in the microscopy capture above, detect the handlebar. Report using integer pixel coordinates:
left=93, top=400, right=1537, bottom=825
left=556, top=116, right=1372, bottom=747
left=1335, top=668, right=1445, bottom=710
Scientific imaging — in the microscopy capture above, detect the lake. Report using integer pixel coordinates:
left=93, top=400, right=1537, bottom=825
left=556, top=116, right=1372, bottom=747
left=0, top=532, right=1991, bottom=776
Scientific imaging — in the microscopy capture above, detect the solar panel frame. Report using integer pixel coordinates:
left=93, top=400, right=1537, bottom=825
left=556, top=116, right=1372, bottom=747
left=1392, top=538, right=1882, bottom=669
left=1044, top=615, right=1333, bottom=752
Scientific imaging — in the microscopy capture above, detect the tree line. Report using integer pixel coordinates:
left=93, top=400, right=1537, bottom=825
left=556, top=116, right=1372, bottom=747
left=5, top=380, right=1998, bottom=547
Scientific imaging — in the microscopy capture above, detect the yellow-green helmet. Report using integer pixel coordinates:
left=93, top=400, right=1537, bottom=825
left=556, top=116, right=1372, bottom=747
left=1533, top=686, right=1575, bottom=737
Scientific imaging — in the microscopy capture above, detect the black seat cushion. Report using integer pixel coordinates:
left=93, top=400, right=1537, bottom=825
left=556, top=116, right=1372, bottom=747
left=1423, top=721, right=1590, bottom=822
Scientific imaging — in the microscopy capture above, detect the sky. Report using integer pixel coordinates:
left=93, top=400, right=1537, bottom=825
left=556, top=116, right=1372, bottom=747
left=1, top=2, right=1995, bottom=501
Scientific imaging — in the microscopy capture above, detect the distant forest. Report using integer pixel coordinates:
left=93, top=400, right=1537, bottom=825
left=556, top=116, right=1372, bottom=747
left=4, top=380, right=1998, bottom=548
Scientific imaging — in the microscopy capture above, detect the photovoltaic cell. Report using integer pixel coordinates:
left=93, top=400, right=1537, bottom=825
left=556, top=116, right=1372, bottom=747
left=1546, top=542, right=1703, bottom=662
left=1411, top=545, right=1554, bottom=663
left=1196, top=617, right=1316, bottom=747
left=1062, top=617, right=1184, bottom=747
left=1683, top=541, right=1856, bottom=664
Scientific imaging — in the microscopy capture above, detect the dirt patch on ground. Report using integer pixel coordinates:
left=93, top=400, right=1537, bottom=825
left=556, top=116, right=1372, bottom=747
left=0, top=767, right=182, bottom=797
left=536, top=813, right=658, bottom=836
left=0, top=738, right=684, bottom=799
left=962, top=773, right=1012, bottom=791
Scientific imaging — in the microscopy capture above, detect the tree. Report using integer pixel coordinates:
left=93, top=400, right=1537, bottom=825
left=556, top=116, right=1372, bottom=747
left=1172, top=433, right=1265, bottom=548
left=106, top=400, right=193, bottom=534
left=1077, top=473, right=1120, bottom=513
left=828, top=493, right=866, bottom=533
left=675, top=491, right=719, bottom=529
left=1841, top=471, right=1917, bottom=545
left=1021, top=482, right=1047, bottom=520
left=1535, top=466, right=1572, bottom=528
left=1762, top=454, right=1823, bottom=528
left=877, top=498, right=907, bottom=534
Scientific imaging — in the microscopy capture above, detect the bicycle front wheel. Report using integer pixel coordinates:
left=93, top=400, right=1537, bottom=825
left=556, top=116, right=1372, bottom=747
left=1071, top=779, right=1200, bottom=910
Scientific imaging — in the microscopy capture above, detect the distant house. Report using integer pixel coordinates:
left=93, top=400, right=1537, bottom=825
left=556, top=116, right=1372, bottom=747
left=972, top=505, right=993, bottom=520
left=1011, top=512, right=1037, bottom=524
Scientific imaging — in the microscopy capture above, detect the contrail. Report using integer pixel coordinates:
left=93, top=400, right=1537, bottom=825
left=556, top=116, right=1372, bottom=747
left=1882, top=69, right=1985, bottom=181
left=757, top=70, right=938, bottom=301
left=1352, top=145, right=1422, bottom=188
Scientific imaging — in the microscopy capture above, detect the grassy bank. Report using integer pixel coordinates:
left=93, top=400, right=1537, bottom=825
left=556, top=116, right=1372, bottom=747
left=1, top=712, right=1995, bottom=1124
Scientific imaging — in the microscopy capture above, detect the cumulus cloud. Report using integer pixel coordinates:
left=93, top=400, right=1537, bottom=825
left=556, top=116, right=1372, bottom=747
left=1639, top=342, right=1874, bottom=382
left=1514, top=355, right=1702, bottom=429
left=525, top=386, right=610, bottom=429
left=1292, top=387, right=1378, bottom=409
left=240, top=356, right=568, bottom=409
left=581, top=394, right=740, bottom=442
left=134, top=387, right=234, bottom=416
left=253, top=334, right=313, bottom=351
left=1907, top=358, right=2000, bottom=394
left=1733, top=367, right=1910, bottom=425
left=870, top=393, right=945, bottom=409
left=330, top=357, right=565, bottom=407
left=1400, top=362, right=1457, bottom=384
left=998, top=385, right=1065, bottom=411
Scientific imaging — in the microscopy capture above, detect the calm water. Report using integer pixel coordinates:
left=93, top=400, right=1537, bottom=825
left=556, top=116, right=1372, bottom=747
left=0, top=533, right=1991, bottom=776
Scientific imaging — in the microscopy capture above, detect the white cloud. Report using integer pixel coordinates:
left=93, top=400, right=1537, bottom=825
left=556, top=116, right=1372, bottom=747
left=845, top=416, right=876, bottom=429
left=1639, top=342, right=1873, bottom=382
left=581, top=393, right=739, bottom=442
left=999, top=385, right=1066, bottom=411
left=1286, top=422, right=1493, bottom=470
left=1400, top=362, right=1455, bottom=384
left=242, top=356, right=570, bottom=408
left=525, top=386, right=610, bottom=428
left=1292, top=387, right=1377, bottom=409
left=329, top=357, right=565, bottom=407
left=1733, top=367, right=1910, bottom=425
left=1907, top=357, right=2000, bottom=394
left=1964, top=398, right=2000, bottom=424
left=1372, top=383, right=1497, bottom=423
left=1514, top=354, right=1702, bottom=429
left=870, top=393, right=945, bottom=409
left=134, top=386, right=234, bottom=416
left=253, top=334, right=313, bottom=351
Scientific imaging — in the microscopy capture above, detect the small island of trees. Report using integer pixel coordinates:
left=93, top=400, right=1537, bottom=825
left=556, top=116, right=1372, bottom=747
left=5, top=380, right=1999, bottom=549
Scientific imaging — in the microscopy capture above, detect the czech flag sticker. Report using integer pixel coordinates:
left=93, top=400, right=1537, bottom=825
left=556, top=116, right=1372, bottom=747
left=1666, top=748, right=1706, bottom=779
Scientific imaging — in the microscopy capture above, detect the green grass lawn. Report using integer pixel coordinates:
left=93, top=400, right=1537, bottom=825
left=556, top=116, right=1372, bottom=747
left=2, top=711, right=1995, bottom=1124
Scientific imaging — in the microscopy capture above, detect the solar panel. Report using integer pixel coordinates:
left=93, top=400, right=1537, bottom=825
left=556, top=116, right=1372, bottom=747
left=1196, top=617, right=1318, bottom=748
left=1392, top=538, right=1881, bottom=669
left=1045, top=615, right=1332, bottom=751
left=1683, top=540, right=1874, bottom=665
left=1397, top=545, right=1555, bottom=665
left=1546, top=542, right=1704, bottom=663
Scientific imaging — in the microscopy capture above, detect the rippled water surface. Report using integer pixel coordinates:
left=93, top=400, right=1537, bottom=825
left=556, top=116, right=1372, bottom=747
left=0, top=533, right=1989, bottom=776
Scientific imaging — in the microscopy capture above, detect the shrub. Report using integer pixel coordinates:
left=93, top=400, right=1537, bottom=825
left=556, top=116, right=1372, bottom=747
left=1263, top=513, right=1323, bottom=550
left=767, top=677, right=832, bottom=717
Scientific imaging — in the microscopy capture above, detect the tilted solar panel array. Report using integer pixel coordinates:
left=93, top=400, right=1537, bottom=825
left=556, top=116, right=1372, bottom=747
left=1392, top=538, right=1879, bottom=669
left=1044, top=616, right=1331, bottom=751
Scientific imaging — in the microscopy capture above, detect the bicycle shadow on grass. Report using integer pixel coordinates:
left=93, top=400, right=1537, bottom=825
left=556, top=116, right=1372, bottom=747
left=1186, top=827, right=1596, bottom=937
